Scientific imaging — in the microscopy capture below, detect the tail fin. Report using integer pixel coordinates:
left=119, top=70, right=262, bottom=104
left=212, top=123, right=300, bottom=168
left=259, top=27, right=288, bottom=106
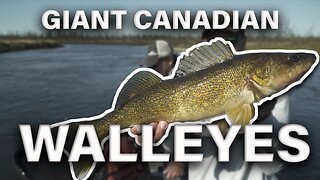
left=51, top=105, right=113, bottom=180
left=70, top=156, right=96, bottom=180
left=63, top=121, right=107, bottom=180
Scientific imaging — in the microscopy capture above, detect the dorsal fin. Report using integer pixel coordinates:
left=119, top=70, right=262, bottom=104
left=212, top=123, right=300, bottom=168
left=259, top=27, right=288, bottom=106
left=175, top=40, right=234, bottom=77
left=115, top=71, right=162, bottom=108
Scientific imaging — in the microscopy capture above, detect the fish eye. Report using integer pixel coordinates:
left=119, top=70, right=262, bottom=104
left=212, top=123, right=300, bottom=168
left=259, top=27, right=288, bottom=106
left=288, top=55, right=300, bottom=63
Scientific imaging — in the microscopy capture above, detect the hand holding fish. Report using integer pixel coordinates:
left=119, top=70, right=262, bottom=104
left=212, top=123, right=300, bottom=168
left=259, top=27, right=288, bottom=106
left=130, top=120, right=169, bottom=143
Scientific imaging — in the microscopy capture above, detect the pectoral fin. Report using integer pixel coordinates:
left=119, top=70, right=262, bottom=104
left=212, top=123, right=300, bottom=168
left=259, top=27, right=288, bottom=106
left=226, top=104, right=255, bottom=126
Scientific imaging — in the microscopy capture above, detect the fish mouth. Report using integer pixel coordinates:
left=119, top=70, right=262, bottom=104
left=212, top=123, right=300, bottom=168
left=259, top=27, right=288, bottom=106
left=303, top=55, right=317, bottom=70
left=290, top=53, right=316, bottom=77
left=286, top=57, right=316, bottom=85
left=298, top=54, right=317, bottom=76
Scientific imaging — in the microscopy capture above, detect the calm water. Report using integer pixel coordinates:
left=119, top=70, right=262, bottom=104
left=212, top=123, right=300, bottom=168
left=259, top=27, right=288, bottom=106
left=0, top=44, right=319, bottom=180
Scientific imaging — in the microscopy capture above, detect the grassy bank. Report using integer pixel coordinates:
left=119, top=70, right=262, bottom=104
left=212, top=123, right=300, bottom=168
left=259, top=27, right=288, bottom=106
left=246, top=37, right=320, bottom=53
left=58, top=36, right=199, bottom=48
left=61, top=37, right=320, bottom=54
left=0, top=39, right=63, bottom=53
left=1, top=37, right=319, bottom=55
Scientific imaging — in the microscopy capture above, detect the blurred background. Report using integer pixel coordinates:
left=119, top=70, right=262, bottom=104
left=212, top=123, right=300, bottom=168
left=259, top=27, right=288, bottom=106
left=0, top=0, right=319, bottom=180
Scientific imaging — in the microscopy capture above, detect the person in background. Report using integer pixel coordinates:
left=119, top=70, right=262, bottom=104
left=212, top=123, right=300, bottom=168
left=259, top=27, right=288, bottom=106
left=106, top=40, right=184, bottom=180
left=132, top=40, right=177, bottom=144
left=143, top=40, right=177, bottom=76
left=132, top=18, right=290, bottom=180
left=104, top=40, right=171, bottom=180
left=143, top=40, right=186, bottom=180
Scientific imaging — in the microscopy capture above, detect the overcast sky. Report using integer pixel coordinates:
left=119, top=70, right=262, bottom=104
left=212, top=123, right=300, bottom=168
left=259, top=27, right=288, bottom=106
left=1, top=0, right=319, bottom=36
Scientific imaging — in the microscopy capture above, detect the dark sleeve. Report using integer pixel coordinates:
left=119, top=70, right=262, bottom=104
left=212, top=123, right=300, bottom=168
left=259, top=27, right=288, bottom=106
left=256, top=98, right=277, bottom=123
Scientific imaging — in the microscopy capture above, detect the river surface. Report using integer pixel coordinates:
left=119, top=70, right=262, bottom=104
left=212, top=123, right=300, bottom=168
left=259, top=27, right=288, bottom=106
left=0, top=44, right=319, bottom=180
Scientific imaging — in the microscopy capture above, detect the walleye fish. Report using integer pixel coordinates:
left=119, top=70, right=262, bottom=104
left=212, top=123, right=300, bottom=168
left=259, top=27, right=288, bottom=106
left=56, top=39, right=318, bottom=180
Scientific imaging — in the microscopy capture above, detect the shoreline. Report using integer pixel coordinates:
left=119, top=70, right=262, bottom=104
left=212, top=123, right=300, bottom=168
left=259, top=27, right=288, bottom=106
left=60, top=37, right=320, bottom=53
left=0, top=39, right=63, bottom=53
left=0, top=37, right=319, bottom=54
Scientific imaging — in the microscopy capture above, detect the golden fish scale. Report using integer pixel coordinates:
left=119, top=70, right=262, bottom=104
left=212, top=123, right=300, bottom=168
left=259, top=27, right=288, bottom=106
left=94, top=57, right=256, bottom=138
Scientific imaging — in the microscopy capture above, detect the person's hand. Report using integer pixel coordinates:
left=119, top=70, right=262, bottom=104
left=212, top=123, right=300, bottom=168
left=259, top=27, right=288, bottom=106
left=163, top=162, right=185, bottom=180
left=130, top=121, right=168, bottom=143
